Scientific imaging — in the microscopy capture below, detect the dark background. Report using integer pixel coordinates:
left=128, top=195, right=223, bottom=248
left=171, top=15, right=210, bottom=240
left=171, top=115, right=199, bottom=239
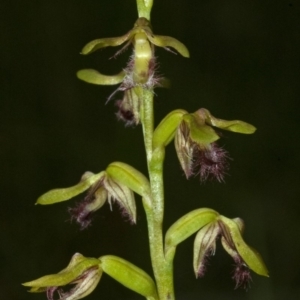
left=1, top=0, right=300, bottom=299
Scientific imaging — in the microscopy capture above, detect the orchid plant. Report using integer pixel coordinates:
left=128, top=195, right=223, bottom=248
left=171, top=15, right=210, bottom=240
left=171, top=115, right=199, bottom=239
left=23, top=1, right=268, bottom=299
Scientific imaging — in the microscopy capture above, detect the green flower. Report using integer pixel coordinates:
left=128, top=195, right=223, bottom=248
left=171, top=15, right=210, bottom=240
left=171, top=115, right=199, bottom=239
left=77, top=17, right=189, bottom=125
left=36, top=162, right=151, bottom=229
left=23, top=253, right=102, bottom=300
left=152, top=108, right=256, bottom=181
left=194, top=216, right=268, bottom=288
left=165, top=208, right=268, bottom=288
left=175, top=108, right=256, bottom=181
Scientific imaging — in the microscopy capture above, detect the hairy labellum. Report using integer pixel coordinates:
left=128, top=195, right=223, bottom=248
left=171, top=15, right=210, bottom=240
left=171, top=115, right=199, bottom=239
left=69, top=182, right=107, bottom=230
left=68, top=199, right=93, bottom=230
left=195, top=143, right=229, bottom=182
left=232, top=257, right=252, bottom=290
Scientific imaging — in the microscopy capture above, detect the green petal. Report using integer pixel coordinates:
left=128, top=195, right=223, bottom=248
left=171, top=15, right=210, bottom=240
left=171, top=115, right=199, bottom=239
left=36, top=172, right=106, bottom=205
left=147, top=34, right=190, bottom=57
left=100, top=255, right=158, bottom=300
left=219, top=216, right=269, bottom=277
left=77, top=69, right=125, bottom=85
left=81, top=33, right=131, bottom=55
left=199, top=108, right=257, bottom=134
left=193, top=222, right=219, bottom=277
left=165, top=208, right=219, bottom=252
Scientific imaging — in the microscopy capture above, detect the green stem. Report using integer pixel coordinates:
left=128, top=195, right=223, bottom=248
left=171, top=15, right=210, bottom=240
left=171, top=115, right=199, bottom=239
left=141, top=88, right=175, bottom=300
left=136, top=0, right=153, bottom=20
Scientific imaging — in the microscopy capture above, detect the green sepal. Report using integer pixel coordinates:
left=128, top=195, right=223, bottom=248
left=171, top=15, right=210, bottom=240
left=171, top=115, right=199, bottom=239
left=219, top=216, right=269, bottom=276
left=183, top=114, right=220, bottom=145
left=100, top=255, right=158, bottom=300
left=147, top=34, right=190, bottom=58
left=106, top=162, right=151, bottom=199
left=81, top=33, right=132, bottom=55
left=153, top=109, right=187, bottom=149
left=36, top=172, right=106, bottom=205
left=199, top=108, right=257, bottom=134
left=165, top=208, right=219, bottom=252
left=23, top=253, right=101, bottom=289
left=77, top=69, right=125, bottom=85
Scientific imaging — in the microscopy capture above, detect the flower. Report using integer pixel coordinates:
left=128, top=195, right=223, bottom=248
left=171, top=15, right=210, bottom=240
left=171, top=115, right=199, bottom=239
left=36, top=162, right=151, bottom=230
left=23, top=253, right=102, bottom=300
left=69, top=171, right=136, bottom=230
left=193, top=216, right=268, bottom=288
left=165, top=208, right=268, bottom=288
left=175, top=108, right=256, bottom=181
left=77, top=17, right=189, bottom=125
